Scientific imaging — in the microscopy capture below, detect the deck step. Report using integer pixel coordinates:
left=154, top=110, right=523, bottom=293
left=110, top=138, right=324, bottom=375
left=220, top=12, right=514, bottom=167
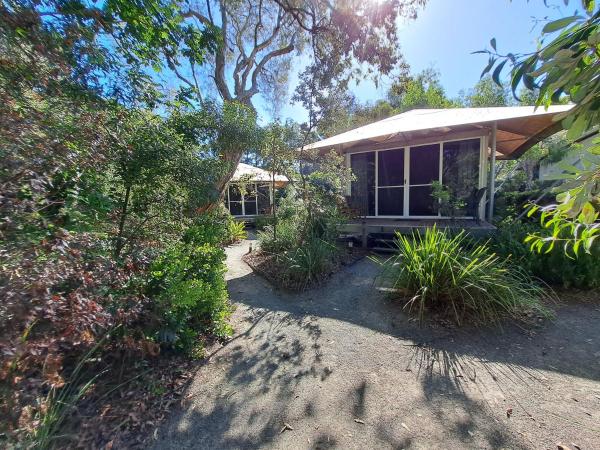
left=371, top=246, right=397, bottom=253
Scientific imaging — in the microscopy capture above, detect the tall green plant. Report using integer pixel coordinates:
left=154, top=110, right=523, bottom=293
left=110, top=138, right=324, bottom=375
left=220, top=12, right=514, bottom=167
left=377, top=227, right=553, bottom=325
left=478, top=1, right=600, bottom=253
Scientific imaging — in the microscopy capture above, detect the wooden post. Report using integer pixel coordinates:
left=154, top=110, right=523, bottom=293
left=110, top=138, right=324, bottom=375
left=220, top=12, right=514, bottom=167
left=487, top=121, right=497, bottom=222
left=361, top=219, right=368, bottom=248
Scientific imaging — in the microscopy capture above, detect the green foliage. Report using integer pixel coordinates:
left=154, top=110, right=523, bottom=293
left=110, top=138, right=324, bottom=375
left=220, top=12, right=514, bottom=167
left=0, top=0, right=218, bottom=105
left=258, top=189, right=306, bottom=253
left=430, top=181, right=467, bottom=219
left=281, top=238, right=338, bottom=288
left=491, top=221, right=600, bottom=288
left=186, top=206, right=246, bottom=247
left=459, top=76, right=510, bottom=107
left=254, top=215, right=276, bottom=230
left=257, top=154, right=347, bottom=289
left=389, top=68, right=457, bottom=111
left=149, top=237, right=232, bottom=353
left=479, top=1, right=600, bottom=253
left=377, top=227, right=552, bottom=325
left=526, top=201, right=599, bottom=255
left=226, top=220, right=248, bottom=245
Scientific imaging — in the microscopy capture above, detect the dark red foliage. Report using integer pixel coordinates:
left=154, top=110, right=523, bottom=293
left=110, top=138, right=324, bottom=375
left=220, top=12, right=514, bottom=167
left=0, top=230, right=150, bottom=438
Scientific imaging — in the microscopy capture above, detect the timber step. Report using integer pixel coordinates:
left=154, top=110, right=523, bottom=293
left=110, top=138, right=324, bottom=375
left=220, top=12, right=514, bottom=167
left=368, top=232, right=397, bottom=253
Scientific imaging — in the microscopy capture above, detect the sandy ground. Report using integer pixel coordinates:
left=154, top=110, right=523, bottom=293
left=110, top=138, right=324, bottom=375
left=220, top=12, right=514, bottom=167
left=152, top=236, right=600, bottom=450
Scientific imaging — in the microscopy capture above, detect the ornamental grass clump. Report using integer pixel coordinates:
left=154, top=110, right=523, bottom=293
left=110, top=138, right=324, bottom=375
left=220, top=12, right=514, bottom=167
left=378, top=226, right=553, bottom=325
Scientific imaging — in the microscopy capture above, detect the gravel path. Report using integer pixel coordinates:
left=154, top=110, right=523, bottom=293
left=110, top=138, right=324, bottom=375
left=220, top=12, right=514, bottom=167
left=153, top=236, right=600, bottom=449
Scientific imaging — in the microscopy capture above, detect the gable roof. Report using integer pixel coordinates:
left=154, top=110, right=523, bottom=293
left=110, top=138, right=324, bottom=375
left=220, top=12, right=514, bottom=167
left=305, top=105, right=573, bottom=159
left=231, top=162, right=288, bottom=183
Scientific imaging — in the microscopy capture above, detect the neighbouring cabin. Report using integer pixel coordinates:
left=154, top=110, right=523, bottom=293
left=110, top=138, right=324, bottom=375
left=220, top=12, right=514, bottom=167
left=225, top=163, right=288, bottom=219
left=305, top=105, right=572, bottom=246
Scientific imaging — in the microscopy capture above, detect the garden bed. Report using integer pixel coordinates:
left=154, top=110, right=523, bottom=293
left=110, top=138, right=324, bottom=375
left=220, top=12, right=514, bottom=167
left=243, top=245, right=368, bottom=291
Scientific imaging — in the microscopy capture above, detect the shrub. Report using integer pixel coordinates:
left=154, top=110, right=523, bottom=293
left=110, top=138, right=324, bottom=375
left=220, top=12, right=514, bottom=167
left=225, top=219, right=247, bottom=245
left=258, top=186, right=343, bottom=254
left=254, top=215, right=276, bottom=230
left=149, top=239, right=232, bottom=353
left=280, top=238, right=338, bottom=288
left=186, top=206, right=246, bottom=247
left=491, top=221, right=600, bottom=289
left=377, top=227, right=553, bottom=325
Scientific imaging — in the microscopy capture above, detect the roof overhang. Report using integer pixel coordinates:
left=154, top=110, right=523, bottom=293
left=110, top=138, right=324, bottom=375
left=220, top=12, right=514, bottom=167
left=305, top=105, right=573, bottom=160
left=231, top=162, right=288, bottom=183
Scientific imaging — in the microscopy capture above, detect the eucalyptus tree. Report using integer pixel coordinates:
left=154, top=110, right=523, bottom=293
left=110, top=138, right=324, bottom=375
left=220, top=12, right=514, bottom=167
left=174, top=0, right=427, bottom=209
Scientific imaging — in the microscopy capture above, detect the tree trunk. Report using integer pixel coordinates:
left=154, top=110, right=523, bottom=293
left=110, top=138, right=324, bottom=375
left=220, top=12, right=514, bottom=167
left=114, top=184, right=131, bottom=258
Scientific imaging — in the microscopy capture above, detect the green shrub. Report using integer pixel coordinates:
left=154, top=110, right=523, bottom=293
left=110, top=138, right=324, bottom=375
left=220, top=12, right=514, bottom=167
left=280, top=238, right=338, bottom=288
left=254, top=215, right=276, bottom=230
left=225, top=219, right=247, bottom=244
left=149, top=239, right=232, bottom=353
left=186, top=206, right=245, bottom=247
left=258, top=186, right=342, bottom=254
left=377, top=227, right=553, bottom=325
left=491, top=221, right=600, bottom=289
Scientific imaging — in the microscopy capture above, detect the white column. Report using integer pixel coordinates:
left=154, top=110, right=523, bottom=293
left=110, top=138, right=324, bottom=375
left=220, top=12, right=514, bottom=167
left=487, top=122, right=497, bottom=221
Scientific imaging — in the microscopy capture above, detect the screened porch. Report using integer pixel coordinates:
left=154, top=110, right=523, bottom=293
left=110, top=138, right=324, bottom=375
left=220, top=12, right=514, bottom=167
left=346, top=136, right=487, bottom=220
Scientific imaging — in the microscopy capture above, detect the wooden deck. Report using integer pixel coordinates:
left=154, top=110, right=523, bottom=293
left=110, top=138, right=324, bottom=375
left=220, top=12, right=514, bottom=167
left=340, top=218, right=496, bottom=249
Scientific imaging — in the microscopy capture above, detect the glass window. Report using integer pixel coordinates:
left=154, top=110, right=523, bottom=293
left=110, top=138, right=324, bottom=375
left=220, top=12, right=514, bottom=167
left=409, top=185, right=436, bottom=216
left=228, top=184, right=242, bottom=201
left=378, top=148, right=405, bottom=186
left=244, top=201, right=257, bottom=215
left=350, top=152, right=376, bottom=216
left=378, top=187, right=404, bottom=216
left=442, top=139, right=480, bottom=215
left=410, top=144, right=439, bottom=185
left=244, top=183, right=257, bottom=201
left=229, top=201, right=242, bottom=216
left=257, top=184, right=271, bottom=215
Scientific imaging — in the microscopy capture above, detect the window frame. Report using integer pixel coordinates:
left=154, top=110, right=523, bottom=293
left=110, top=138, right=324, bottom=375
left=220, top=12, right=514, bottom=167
left=347, top=135, right=486, bottom=219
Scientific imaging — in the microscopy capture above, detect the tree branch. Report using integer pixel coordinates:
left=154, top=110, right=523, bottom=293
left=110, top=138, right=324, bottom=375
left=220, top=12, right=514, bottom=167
left=181, top=9, right=213, bottom=26
left=241, top=39, right=295, bottom=101
left=214, top=0, right=232, bottom=101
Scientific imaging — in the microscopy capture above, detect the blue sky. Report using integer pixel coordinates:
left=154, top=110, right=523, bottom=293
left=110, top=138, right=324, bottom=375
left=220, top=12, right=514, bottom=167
left=267, top=0, right=579, bottom=123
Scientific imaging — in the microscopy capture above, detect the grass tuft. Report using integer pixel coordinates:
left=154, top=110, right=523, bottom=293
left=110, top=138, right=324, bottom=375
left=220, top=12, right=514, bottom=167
left=376, top=226, right=554, bottom=325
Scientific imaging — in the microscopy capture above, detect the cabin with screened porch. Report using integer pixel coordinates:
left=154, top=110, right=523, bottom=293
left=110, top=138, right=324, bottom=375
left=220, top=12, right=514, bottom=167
left=225, top=163, right=288, bottom=219
left=305, top=105, right=572, bottom=245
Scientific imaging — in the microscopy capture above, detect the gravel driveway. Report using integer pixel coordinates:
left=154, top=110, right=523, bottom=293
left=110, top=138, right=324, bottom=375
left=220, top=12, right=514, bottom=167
left=153, top=236, right=600, bottom=449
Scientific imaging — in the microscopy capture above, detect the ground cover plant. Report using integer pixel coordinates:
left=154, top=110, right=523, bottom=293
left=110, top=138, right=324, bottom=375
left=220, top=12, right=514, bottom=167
left=376, top=227, right=554, bottom=325
left=491, top=220, right=600, bottom=289
left=246, top=143, right=362, bottom=291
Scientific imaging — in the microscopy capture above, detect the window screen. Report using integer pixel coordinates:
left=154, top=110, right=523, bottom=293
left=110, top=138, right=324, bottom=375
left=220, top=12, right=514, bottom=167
left=410, top=144, right=439, bottom=185
left=442, top=139, right=480, bottom=215
left=409, top=185, right=436, bottom=216
left=378, top=187, right=404, bottom=216
left=257, top=184, right=271, bottom=214
left=378, top=148, right=405, bottom=186
left=350, top=152, right=376, bottom=216
left=228, top=185, right=242, bottom=201
left=229, top=201, right=242, bottom=215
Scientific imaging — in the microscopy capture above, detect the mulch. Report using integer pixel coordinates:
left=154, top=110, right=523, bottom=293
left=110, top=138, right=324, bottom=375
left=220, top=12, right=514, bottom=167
left=243, top=245, right=368, bottom=291
left=58, top=352, right=201, bottom=449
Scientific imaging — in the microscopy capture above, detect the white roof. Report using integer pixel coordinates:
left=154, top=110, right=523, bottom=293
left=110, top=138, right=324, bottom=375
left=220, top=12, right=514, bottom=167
left=231, top=162, right=288, bottom=182
left=306, top=105, right=573, bottom=158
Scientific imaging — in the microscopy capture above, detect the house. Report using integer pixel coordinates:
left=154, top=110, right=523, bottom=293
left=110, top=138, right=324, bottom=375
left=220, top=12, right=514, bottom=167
left=225, top=162, right=288, bottom=219
left=305, top=105, right=572, bottom=240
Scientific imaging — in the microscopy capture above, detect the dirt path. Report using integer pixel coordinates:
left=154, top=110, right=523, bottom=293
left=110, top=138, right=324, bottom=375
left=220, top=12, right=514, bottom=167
left=153, top=236, right=600, bottom=449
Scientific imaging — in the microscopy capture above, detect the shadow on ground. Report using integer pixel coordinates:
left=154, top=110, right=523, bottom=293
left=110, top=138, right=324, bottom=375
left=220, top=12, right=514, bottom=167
left=152, top=239, right=600, bottom=450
